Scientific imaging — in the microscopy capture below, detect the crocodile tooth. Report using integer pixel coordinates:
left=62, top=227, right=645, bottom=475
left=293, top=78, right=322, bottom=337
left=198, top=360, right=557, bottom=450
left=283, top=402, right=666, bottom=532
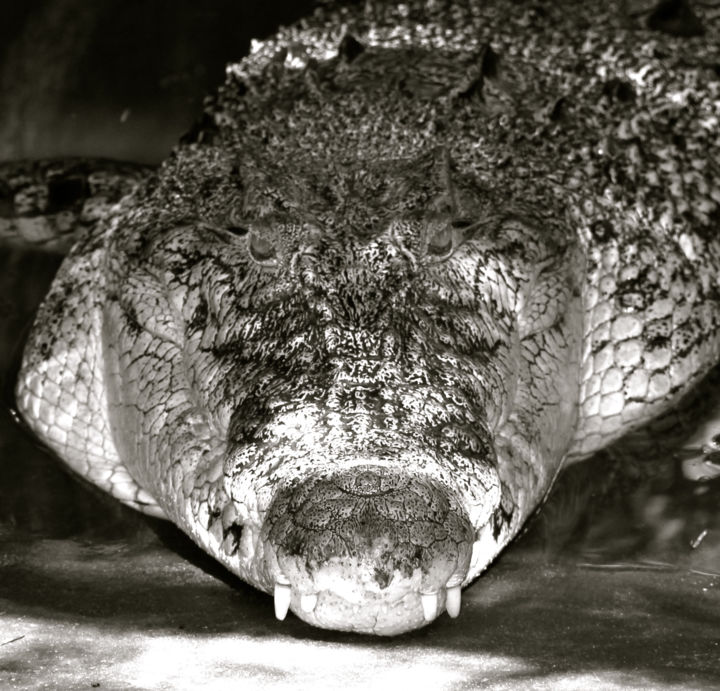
left=446, top=585, right=461, bottom=618
left=274, top=582, right=291, bottom=620
left=300, top=593, right=318, bottom=612
left=420, top=592, right=439, bottom=621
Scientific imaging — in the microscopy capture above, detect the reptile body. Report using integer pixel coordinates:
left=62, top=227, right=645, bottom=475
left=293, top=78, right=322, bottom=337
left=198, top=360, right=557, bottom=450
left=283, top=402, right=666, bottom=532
left=6, top=0, right=720, bottom=634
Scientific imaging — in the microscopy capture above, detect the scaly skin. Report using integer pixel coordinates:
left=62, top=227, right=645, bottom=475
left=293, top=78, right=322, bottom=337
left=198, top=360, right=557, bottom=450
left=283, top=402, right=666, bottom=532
left=10, top=0, right=720, bottom=634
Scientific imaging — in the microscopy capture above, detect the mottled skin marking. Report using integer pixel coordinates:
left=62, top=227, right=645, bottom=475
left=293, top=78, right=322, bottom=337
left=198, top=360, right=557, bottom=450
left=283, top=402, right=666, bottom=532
left=10, top=0, right=720, bottom=634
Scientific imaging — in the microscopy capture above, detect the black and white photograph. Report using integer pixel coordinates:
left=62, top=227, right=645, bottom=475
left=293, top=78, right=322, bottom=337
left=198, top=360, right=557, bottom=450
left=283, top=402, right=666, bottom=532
left=1, top=0, right=719, bottom=688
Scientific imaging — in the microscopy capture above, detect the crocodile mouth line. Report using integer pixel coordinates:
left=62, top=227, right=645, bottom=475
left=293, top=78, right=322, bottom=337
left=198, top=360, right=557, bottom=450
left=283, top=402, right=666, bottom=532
left=194, top=457, right=503, bottom=634
left=261, top=518, right=500, bottom=634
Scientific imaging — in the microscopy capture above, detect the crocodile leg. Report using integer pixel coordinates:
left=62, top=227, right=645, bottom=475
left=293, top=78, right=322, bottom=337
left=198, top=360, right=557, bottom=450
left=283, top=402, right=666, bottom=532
left=15, top=231, right=167, bottom=517
left=10, top=158, right=165, bottom=516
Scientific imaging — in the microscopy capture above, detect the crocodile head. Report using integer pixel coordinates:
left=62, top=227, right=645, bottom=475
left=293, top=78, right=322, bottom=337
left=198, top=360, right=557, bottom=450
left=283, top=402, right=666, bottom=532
left=103, top=141, right=583, bottom=634
left=94, top=25, right=592, bottom=634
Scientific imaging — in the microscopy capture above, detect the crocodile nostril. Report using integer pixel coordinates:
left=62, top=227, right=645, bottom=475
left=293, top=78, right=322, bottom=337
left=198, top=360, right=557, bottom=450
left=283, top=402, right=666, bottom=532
left=332, top=466, right=410, bottom=496
left=348, top=469, right=384, bottom=495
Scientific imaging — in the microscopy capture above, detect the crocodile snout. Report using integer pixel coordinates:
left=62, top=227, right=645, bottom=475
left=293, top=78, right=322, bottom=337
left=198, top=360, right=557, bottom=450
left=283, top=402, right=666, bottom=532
left=262, top=466, right=474, bottom=634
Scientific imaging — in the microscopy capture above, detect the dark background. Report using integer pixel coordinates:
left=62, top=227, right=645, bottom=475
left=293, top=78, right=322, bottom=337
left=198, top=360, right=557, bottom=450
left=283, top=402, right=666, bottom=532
left=0, top=0, right=316, bottom=163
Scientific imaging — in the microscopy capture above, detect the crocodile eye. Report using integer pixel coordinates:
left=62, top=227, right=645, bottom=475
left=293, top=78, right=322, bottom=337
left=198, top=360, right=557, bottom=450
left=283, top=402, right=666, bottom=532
left=427, top=218, right=477, bottom=260
left=226, top=209, right=249, bottom=237
left=427, top=225, right=454, bottom=257
left=249, top=231, right=278, bottom=266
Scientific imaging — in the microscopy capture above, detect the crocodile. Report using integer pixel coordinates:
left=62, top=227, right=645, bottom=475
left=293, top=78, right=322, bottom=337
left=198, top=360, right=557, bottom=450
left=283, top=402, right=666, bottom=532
left=4, top=0, right=720, bottom=635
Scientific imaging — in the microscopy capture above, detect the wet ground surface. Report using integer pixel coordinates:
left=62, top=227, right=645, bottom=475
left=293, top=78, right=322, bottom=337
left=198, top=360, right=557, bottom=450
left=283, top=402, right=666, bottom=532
left=1, top=530, right=717, bottom=690
left=2, top=2, right=720, bottom=689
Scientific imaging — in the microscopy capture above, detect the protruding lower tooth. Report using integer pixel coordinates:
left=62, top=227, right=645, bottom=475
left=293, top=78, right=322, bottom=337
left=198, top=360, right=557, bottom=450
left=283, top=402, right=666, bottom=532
left=421, top=592, right=439, bottom=621
left=300, top=592, right=318, bottom=613
left=274, top=582, right=291, bottom=620
left=446, top=570, right=466, bottom=588
left=446, top=585, right=461, bottom=618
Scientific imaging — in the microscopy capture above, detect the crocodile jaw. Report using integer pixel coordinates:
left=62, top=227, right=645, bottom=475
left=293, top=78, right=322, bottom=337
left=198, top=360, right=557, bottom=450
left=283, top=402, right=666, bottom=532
left=173, top=419, right=567, bottom=635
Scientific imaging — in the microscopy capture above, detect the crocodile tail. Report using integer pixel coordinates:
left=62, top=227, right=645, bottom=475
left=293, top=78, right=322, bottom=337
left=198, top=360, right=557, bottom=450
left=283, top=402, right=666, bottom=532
left=0, top=158, right=155, bottom=253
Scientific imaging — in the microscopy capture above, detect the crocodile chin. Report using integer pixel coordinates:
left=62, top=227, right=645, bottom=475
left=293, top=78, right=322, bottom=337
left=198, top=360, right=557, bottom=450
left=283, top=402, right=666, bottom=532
left=261, top=467, right=475, bottom=635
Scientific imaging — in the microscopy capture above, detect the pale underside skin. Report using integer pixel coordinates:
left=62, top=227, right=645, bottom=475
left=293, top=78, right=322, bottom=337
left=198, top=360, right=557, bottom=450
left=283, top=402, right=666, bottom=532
left=11, top=0, right=720, bottom=634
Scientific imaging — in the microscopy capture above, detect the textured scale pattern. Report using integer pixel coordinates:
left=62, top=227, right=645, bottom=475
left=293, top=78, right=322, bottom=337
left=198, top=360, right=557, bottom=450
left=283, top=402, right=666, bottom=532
left=10, top=0, right=720, bottom=634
